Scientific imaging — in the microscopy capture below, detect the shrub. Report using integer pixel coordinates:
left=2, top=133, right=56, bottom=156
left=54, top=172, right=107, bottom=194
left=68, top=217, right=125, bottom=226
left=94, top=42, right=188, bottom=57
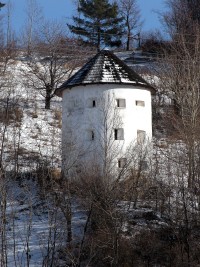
left=0, top=105, right=23, bottom=124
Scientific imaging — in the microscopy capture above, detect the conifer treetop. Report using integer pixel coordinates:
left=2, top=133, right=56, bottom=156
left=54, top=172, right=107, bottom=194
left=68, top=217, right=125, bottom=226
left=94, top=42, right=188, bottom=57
left=68, top=0, right=124, bottom=51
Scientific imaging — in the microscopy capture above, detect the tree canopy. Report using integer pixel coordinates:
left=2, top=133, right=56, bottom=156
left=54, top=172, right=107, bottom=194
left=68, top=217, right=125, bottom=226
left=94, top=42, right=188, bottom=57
left=68, top=0, right=124, bottom=51
left=163, top=0, right=200, bottom=38
left=0, top=2, right=5, bottom=9
left=118, top=0, right=142, bottom=50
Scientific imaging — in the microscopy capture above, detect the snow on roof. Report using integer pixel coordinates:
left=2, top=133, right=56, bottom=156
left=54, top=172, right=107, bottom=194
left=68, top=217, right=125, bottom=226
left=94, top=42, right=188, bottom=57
left=55, top=50, right=155, bottom=96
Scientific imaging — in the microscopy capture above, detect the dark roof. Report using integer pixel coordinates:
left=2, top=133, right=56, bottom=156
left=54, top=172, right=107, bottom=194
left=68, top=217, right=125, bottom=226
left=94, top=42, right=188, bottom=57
left=55, top=50, right=155, bottom=96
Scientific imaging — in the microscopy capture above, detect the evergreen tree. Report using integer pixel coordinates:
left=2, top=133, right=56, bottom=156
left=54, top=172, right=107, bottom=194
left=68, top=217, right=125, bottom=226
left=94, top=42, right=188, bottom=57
left=0, top=2, right=5, bottom=9
left=68, top=0, right=124, bottom=51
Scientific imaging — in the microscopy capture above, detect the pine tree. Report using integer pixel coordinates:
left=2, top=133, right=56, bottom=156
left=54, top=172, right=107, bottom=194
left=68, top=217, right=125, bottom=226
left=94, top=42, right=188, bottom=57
left=0, top=2, right=5, bottom=9
left=68, top=0, right=124, bottom=51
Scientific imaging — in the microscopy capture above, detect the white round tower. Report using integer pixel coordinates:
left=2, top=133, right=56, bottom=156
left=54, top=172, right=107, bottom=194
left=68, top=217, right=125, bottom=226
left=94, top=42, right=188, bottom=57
left=55, top=50, right=155, bottom=175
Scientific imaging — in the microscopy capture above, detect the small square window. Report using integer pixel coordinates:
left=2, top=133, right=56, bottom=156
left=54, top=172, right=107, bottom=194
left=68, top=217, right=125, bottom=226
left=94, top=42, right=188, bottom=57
left=136, top=100, right=145, bottom=107
left=116, top=99, right=126, bottom=108
left=118, top=158, right=127, bottom=168
left=114, top=128, right=124, bottom=140
left=137, top=130, right=146, bottom=143
left=87, top=130, right=95, bottom=141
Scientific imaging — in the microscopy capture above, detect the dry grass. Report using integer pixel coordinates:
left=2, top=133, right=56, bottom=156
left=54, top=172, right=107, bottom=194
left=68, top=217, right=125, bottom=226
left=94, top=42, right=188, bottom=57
left=0, top=106, right=23, bottom=124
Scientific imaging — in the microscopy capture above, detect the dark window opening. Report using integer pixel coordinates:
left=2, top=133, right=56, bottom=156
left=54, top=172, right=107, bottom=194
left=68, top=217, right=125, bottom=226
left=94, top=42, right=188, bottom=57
left=114, top=129, right=117, bottom=140
left=92, top=100, right=96, bottom=107
left=136, top=100, right=145, bottom=107
left=114, top=128, right=124, bottom=140
left=116, top=99, right=126, bottom=108
left=91, top=131, right=95, bottom=140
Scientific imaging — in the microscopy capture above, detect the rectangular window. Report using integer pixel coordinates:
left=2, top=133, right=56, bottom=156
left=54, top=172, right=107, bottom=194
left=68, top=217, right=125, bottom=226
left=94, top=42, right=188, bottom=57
left=88, top=98, right=97, bottom=108
left=118, top=158, right=127, bottom=168
left=92, top=100, right=96, bottom=107
left=136, top=100, right=145, bottom=107
left=137, top=130, right=146, bottom=144
left=91, top=130, right=95, bottom=140
left=114, top=128, right=124, bottom=140
left=116, top=99, right=126, bottom=108
left=87, top=130, right=95, bottom=141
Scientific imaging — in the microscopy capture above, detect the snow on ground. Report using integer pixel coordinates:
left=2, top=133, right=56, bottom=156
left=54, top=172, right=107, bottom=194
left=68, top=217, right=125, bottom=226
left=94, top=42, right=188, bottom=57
left=0, top=60, right=62, bottom=172
left=5, top=179, right=62, bottom=267
left=0, top=55, right=185, bottom=266
left=0, top=59, right=69, bottom=265
left=4, top=178, right=87, bottom=267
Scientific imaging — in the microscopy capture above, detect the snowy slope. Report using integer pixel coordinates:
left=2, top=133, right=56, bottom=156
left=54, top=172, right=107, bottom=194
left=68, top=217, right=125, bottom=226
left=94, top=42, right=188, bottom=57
left=0, top=59, right=62, bottom=172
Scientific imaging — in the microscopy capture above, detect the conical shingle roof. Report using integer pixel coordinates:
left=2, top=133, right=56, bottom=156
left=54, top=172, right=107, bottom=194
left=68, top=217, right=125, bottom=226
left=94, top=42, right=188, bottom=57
left=55, top=50, right=154, bottom=96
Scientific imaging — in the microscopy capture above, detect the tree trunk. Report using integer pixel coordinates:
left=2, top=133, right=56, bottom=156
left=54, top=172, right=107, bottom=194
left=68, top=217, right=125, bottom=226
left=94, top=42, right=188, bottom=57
left=45, top=85, right=51, bottom=109
left=66, top=203, right=72, bottom=243
left=126, top=33, right=130, bottom=51
left=97, top=26, right=101, bottom=52
left=126, top=19, right=131, bottom=51
left=45, top=97, right=51, bottom=109
left=188, top=145, right=195, bottom=188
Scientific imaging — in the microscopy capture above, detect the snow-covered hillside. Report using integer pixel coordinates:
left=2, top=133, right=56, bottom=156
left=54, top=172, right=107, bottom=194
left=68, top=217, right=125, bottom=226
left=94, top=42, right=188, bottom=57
left=1, top=54, right=199, bottom=267
left=0, top=59, right=62, bottom=172
left=0, top=58, right=68, bottom=266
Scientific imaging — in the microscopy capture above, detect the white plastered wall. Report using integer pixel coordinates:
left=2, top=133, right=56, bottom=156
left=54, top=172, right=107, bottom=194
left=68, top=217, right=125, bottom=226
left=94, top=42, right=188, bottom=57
left=61, top=83, right=152, bottom=172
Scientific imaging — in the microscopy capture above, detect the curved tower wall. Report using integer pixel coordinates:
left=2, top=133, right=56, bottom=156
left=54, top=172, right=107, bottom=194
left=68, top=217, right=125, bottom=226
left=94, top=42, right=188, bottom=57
left=61, top=83, right=152, bottom=171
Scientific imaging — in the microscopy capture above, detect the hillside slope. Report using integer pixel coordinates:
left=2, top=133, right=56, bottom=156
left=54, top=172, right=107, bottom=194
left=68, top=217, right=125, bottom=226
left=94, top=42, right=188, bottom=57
left=0, top=59, right=62, bottom=173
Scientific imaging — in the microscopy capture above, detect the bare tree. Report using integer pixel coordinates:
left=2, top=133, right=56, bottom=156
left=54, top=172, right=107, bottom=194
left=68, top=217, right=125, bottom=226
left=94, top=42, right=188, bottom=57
left=152, top=25, right=200, bottom=188
left=118, top=0, right=142, bottom=50
left=154, top=82, right=200, bottom=265
left=161, top=0, right=200, bottom=40
left=21, top=0, right=42, bottom=56
left=58, top=89, right=155, bottom=265
left=21, top=20, right=84, bottom=109
left=3, top=0, right=17, bottom=62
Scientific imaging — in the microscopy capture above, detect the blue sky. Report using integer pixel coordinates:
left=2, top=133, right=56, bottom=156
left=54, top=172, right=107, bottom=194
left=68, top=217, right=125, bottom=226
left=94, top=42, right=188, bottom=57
left=1, top=0, right=166, bottom=35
